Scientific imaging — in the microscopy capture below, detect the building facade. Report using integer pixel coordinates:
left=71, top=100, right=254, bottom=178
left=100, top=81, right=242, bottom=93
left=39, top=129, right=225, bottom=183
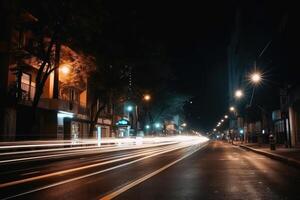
left=0, top=9, right=112, bottom=140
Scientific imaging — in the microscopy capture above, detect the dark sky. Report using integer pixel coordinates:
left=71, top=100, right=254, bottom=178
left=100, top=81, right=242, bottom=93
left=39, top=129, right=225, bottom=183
left=120, top=1, right=235, bottom=130
left=100, top=0, right=288, bottom=131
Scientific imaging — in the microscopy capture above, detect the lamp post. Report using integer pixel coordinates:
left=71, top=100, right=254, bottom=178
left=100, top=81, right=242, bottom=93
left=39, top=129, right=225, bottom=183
left=125, top=104, right=134, bottom=137
left=251, top=72, right=261, bottom=84
left=143, top=94, right=151, bottom=102
left=235, top=89, right=244, bottom=99
left=229, top=106, right=238, bottom=144
left=248, top=71, right=262, bottom=107
left=142, top=94, right=153, bottom=135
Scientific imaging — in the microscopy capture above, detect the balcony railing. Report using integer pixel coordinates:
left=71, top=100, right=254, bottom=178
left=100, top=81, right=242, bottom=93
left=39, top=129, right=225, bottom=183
left=19, top=83, right=89, bottom=115
left=38, top=98, right=88, bottom=115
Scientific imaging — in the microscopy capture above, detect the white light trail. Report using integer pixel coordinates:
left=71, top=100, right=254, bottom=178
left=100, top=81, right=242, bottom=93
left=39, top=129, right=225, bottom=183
left=1, top=137, right=208, bottom=200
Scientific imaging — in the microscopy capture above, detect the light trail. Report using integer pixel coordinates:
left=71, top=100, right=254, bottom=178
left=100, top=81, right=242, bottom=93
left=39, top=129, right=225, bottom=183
left=0, top=145, right=176, bottom=178
left=0, top=145, right=115, bottom=156
left=0, top=141, right=179, bottom=164
left=0, top=136, right=203, bottom=150
left=0, top=137, right=208, bottom=200
left=5, top=144, right=184, bottom=178
left=100, top=142, right=209, bottom=200
left=0, top=136, right=206, bottom=164
left=0, top=141, right=191, bottom=187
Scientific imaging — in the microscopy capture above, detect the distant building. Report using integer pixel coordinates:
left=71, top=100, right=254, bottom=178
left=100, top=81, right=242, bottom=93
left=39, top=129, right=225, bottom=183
left=287, top=84, right=300, bottom=147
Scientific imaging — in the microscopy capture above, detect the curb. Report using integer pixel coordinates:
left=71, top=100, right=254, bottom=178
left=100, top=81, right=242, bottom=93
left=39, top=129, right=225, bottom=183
left=239, top=145, right=300, bottom=169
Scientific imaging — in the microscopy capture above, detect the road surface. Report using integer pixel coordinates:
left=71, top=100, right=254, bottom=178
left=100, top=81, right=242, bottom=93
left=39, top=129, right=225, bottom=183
left=1, top=138, right=300, bottom=200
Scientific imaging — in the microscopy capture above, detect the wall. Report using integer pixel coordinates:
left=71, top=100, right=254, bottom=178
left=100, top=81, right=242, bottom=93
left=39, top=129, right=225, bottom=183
left=16, top=105, right=57, bottom=139
left=80, top=90, right=87, bottom=107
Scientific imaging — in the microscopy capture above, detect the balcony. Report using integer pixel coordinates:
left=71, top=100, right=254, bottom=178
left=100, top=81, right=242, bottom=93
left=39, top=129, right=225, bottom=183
left=39, top=98, right=88, bottom=115
left=19, top=83, right=88, bottom=115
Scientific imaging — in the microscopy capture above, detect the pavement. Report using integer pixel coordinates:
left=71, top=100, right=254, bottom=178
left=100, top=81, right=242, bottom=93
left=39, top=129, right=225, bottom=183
left=236, top=142, right=300, bottom=169
left=1, top=139, right=300, bottom=199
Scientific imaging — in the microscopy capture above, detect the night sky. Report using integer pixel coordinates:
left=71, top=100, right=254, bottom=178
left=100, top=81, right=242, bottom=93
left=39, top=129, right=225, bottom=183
left=109, top=1, right=236, bottom=130
left=99, top=0, right=288, bottom=131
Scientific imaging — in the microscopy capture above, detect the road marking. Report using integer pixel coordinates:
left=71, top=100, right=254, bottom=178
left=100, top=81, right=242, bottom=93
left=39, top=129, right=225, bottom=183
left=99, top=142, right=208, bottom=200
left=0, top=146, right=170, bottom=188
left=0, top=141, right=205, bottom=200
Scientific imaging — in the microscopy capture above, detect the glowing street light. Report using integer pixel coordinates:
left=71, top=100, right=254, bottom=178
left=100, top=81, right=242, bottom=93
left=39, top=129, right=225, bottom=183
left=221, top=119, right=224, bottom=122
left=235, top=89, right=243, bottom=99
left=229, top=106, right=235, bottom=112
left=155, top=123, right=161, bottom=128
left=145, top=125, right=150, bottom=129
left=126, top=105, right=133, bottom=112
left=251, top=72, right=262, bottom=84
left=60, top=64, right=70, bottom=75
left=224, top=115, right=228, bottom=119
left=143, top=94, right=151, bottom=101
left=213, top=129, right=216, bottom=132
left=181, top=123, right=187, bottom=127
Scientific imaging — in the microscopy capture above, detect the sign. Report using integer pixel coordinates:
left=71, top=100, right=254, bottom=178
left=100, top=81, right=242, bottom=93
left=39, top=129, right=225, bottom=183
left=116, top=119, right=130, bottom=127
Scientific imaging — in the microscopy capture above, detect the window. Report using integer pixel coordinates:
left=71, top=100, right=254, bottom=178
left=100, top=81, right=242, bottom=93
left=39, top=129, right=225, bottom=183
left=21, top=73, right=35, bottom=100
left=69, top=88, right=78, bottom=102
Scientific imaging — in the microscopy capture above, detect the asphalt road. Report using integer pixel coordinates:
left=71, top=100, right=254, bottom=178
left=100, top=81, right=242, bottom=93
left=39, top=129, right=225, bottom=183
left=1, top=139, right=300, bottom=200
left=117, top=141, right=300, bottom=200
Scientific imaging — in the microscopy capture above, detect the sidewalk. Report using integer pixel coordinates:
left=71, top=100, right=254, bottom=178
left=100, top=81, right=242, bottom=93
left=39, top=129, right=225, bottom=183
left=234, top=141, right=300, bottom=169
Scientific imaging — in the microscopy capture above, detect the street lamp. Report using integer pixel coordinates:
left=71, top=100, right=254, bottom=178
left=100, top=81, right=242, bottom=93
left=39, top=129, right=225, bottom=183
left=229, top=106, right=235, bottom=112
left=235, top=89, right=243, bottom=99
left=224, top=115, right=228, bottom=119
left=221, top=119, right=224, bottom=122
left=145, top=125, right=150, bottom=129
left=155, top=123, right=160, bottom=128
left=143, top=94, right=151, bottom=101
left=126, top=105, right=133, bottom=112
left=251, top=72, right=262, bottom=84
left=213, top=129, right=216, bottom=132
left=60, top=64, right=70, bottom=75
left=181, top=123, right=187, bottom=127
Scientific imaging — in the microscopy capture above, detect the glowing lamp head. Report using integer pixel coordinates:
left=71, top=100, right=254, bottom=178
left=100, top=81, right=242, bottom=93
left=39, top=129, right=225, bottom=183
left=155, top=123, right=160, bottom=128
left=251, top=72, right=261, bottom=84
left=224, top=115, right=228, bottom=119
left=126, top=105, right=133, bottom=112
left=213, top=129, right=216, bottom=132
left=230, top=106, right=235, bottom=111
left=235, top=89, right=243, bottom=98
left=60, top=64, right=70, bottom=75
left=145, top=125, right=150, bottom=129
left=144, top=94, right=151, bottom=101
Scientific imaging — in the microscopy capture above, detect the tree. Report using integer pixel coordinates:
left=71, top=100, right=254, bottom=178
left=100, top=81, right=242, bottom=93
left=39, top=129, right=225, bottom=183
left=151, top=92, right=190, bottom=123
left=88, top=64, right=127, bottom=137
